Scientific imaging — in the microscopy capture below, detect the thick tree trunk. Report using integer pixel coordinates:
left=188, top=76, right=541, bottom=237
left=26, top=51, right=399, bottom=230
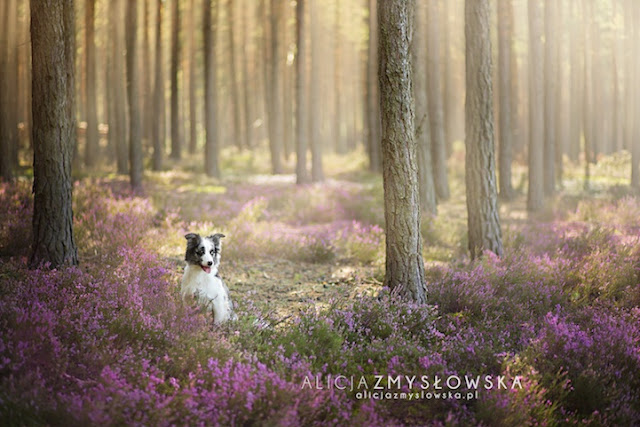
left=170, top=0, right=182, bottom=160
left=365, top=0, right=381, bottom=173
left=30, top=0, right=78, bottom=268
left=295, top=0, right=309, bottom=184
left=127, top=0, right=143, bottom=189
left=427, top=0, right=449, bottom=201
left=527, top=0, right=544, bottom=211
left=497, top=0, right=514, bottom=200
left=412, top=1, right=436, bottom=215
left=204, top=0, right=220, bottom=177
left=465, top=0, right=503, bottom=260
left=378, top=0, right=427, bottom=303
left=152, top=0, right=166, bottom=171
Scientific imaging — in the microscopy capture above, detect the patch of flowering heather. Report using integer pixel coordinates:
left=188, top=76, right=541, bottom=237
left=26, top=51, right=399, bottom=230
left=0, top=180, right=33, bottom=256
left=571, top=196, right=640, bottom=229
left=525, top=308, right=640, bottom=424
left=73, top=182, right=156, bottom=260
left=338, top=221, right=385, bottom=264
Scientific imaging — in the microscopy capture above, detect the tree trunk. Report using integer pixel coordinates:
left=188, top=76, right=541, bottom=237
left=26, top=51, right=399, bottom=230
left=497, top=0, right=514, bottom=200
left=631, top=0, right=640, bottom=189
left=309, top=0, right=323, bottom=181
left=442, top=0, right=454, bottom=150
left=204, top=0, right=220, bottom=177
left=268, top=0, right=284, bottom=173
left=465, top=0, right=503, bottom=260
left=240, top=0, right=253, bottom=148
left=0, top=0, right=15, bottom=180
left=143, top=0, right=153, bottom=146
left=543, top=0, right=557, bottom=195
left=365, top=0, right=381, bottom=173
left=30, top=0, right=79, bottom=268
left=84, top=0, right=99, bottom=167
left=568, top=0, right=582, bottom=162
left=333, top=0, right=344, bottom=154
left=227, top=0, right=244, bottom=151
left=554, top=0, right=565, bottom=185
left=188, top=0, right=198, bottom=154
left=527, top=0, right=544, bottom=211
left=427, top=0, right=449, bottom=201
left=127, top=0, right=143, bottom=189
left=582, top=0, right=593, bottom=189
left=378, top=0, right=427, bottom=303
left=412, top=0, right=436, bottom=215
left=170, top=0, right=182, bottom=160
left=152, top=0, right=166, bottom=171
left=112, top=0, right=128, bottom=174
left=295, top=0, right=309, bottom=184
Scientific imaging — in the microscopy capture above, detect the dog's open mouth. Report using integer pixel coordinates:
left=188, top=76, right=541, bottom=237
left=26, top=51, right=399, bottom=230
left=201, top=265, right=211, bottom=274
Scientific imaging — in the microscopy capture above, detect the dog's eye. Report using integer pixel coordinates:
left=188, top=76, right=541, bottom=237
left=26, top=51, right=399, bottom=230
left=210, top=250, right=214, bottom=255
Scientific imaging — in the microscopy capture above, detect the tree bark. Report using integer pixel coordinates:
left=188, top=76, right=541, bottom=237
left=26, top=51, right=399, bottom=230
left=295, top=0, right=309, bottom=184
left=427, top=0, right=449, bottom=201
left=204, top=0, right=220, bottom=177
left=465, top=0, right=503, bottom=259
left=412, top=0, right=436, bottom=215
left=30, top=0, right=79, bottom=268
left=527, top=0, right=544, bottom=211
left=497, top=0, right=514, bottom=200
left=378, top=0, right=427, bottom=303
left=170, top=0, right=182, bottom=160
left=127, top=0, right=143, bottom=189
left=152, top=0, right=166, bottom=171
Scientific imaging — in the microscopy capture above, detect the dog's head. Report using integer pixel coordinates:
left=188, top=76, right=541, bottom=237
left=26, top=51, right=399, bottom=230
left=184, top=233, right=225, bottom=274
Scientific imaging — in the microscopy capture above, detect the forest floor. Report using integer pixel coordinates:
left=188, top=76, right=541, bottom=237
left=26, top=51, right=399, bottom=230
left=2, top=146, right=639, bottom=425
left=140, top=146, right=635, bottom=319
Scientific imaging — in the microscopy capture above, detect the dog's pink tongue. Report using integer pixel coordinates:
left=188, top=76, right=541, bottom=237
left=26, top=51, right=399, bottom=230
left=201, top=266, right=212, bottom=274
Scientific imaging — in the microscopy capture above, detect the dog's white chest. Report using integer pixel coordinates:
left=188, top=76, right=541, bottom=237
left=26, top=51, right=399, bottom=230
left=181, top=265, right=233, bottom=323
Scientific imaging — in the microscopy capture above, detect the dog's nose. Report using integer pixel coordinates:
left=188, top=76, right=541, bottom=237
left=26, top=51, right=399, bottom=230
left=207, top=261, right=213, bottom=266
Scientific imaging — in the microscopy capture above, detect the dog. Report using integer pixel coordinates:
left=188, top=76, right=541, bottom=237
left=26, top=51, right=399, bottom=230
left=180, top=232, right=236, bottom=324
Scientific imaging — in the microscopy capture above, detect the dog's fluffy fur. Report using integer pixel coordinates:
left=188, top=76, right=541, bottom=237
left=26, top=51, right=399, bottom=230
left=181, top=233, right=236, bottom=324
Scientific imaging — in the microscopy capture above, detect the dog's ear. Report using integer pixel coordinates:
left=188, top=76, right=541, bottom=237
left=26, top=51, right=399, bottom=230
left=185, top=233, right=200, bottom=242
left=208, top=233, right=226, bottom=240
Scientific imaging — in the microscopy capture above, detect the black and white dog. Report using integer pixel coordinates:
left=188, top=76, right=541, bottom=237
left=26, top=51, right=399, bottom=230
left=181, top=233, right=236, bottom=324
